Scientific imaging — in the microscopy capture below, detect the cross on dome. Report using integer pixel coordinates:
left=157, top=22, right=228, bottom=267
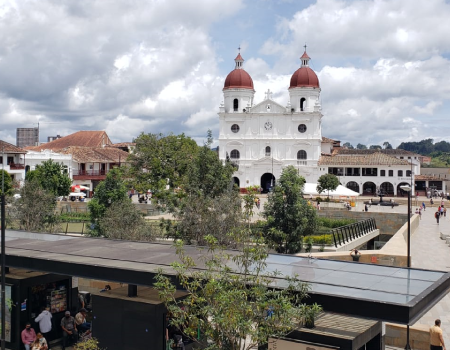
left=300, top=45, right=311, bottom=67
left=234, top=48, right=244, bottom=69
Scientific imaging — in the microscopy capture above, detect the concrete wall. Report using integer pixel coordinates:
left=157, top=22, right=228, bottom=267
left=385, top=323, right=429, bottom=350
left=318, top=210, right=408, bottom=235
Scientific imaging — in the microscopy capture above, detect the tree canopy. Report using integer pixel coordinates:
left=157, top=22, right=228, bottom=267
left=0, top=170, right=14, bottom=196
left=356, top=143, right=367, bottom=150
left=316, top=173, right=339, bottom=198
left=128, top=133, right=199, bottom=194
left=25, top=159, right=71, bottom=196
left=262, top=166, right=317, bottom=254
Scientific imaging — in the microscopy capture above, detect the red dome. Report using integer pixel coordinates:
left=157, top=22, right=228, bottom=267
left=289, top=67, right=320, bottom=88
left=223, top=69, right=254, bottom=90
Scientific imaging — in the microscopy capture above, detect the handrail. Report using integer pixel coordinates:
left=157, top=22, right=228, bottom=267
left=331, top=218, right=377, bottom=248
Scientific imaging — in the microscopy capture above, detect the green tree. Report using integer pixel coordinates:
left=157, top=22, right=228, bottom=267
left=154, top=233, right=318, bottom=350
left=11, top=179, right=60, bottom=232
left=262, top=166, right=317, bottom=254
left=26, top=159, right=71, bottom=196
left=343, top=142, right=354, bottom=149
left=98, top=200, right=154, bottom=241
left=87, top=168, right=128, bottom=236
left=356, top=143, right=367, bottom=150
left=163, top=131, right=240, bottom=246
left=0, top=170, right=14, bottom=196
left=383, top=141, right=393, bottom=149
left=128, top=133, right=199, bottom=195
left=316, top=173, right=339, bottom=199
left=369, top=145, right=382, bottom=150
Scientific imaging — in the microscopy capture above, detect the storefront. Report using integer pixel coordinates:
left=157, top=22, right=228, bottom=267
left=2, top=268, right=74, bottom=350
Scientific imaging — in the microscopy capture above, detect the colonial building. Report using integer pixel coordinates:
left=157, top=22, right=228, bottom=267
left=218, top=51, right=322, bottom=191
left=0, top=140, right=26, bottom=184
left=218, top=51, right=440, bottom=196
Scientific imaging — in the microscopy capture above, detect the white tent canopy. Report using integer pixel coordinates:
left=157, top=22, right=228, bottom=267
left=303, top=183, right=360, bottom=197
left=68, top=192, right=86, bottom=197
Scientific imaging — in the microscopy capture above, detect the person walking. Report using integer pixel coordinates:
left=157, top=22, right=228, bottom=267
left=364, top=204, right=368, bottom=212
left=21, top=322, right=36, bottom=350
left=422, top=201, right=426, bottom=211
left=436, top=210, right=440, bottom=224
left=34, top=307, right=52, bottom=349
left=430, top=319, right=446, bottom=350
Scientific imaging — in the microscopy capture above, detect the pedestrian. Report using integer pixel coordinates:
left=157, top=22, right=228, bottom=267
left=436, top=210, right=440, bottom=224
left=61, top=311, right=78, bottom=350
left=78, top=292, right=85, bottom=311
left=391, top=199, right=394, bottom=209
left=75, top=308, right=91, bottom=333
left=422, top=201, right=426, bottom=211
left=21, top=322, right=36, bottom=350
left=34, top=307, right=52, bottom=349
left=430, top=319, right=446, bottom=350
left=31, top=333, right=48, bottom=350
left=431, top=198, right=434, bottom=206
left=317, top=201, right=320, bottom=211
left=440, top=206, right=444, bottom=216
left=364, top=204, right=368, bottom=212
left=257, top=198, right=261, bottom=209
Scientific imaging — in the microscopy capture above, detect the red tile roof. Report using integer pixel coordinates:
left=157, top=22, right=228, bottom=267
left=335, top=149, right=419, bottom=156
left=59, top=146, right=129, bottom=163
left=319, top=152, right=410, bottom=166
left=415, top=175, right=444, bottom=181
left=0, top=140, right=27, bottom=154
left=25, top=131, right=112, bottom=152
left=321, top=136, right=335, bottom=143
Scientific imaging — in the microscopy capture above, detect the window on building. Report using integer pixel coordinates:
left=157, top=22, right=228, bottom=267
left=297, top=150, right=307, bottom=159
left=265, top=146, right=271, bottom=157
left=7, top=157, right=13, bottom=165
left=380, top=170, right=385, bottom=176
left=362, top=168, right=378, bottom=176
left=230, top=149, right=240, bottom=159
left=345, top=168, right=360, bottom=176
left=406, top=170, right=411, bottom=177
left=400, top=157, right=404, bottom=159
left=233, top=99, right=239, bottom=112
left=231, top=124, right=240, bottom=133
left=298, top=124, right=307, bottom=133
left=329, top=167, right=344, bottom=176
left=0, top=156, right=2, bottom=164
left=300, top=98, right=306, bottom=111
left=398, top=170, right=403, bottom=176
left=388, top=170, right=393, bottom=177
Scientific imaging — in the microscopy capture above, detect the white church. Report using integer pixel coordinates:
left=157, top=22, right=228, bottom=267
left=218, top=50, right=324, bottom=191
left=218, top=50, right=432, bottom=196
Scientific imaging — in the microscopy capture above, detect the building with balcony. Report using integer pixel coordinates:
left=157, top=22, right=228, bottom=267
left=0, top=140, right=27, bottom=184
left=25, top=150, right=73, bottom=179
left=218, top=50, right=322, bottom=191
left=25, top=131, right=130, bottom=192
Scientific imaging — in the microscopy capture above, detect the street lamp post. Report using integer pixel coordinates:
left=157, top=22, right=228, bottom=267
left=1, top=145, right=5, bottom=350
left=400, top=184, right=412, bottom=350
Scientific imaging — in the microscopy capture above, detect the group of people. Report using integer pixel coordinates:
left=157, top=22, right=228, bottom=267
left=21, top=300, right=91, bottom=350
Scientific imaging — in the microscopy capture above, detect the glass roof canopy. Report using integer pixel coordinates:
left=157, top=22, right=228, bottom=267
left=3, top=231, right=450, bottom=325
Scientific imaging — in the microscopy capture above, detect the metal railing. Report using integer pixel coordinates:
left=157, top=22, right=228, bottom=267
left=73, top=170, right=107, bottom=176
left=331, top=218, right=377, bottom=248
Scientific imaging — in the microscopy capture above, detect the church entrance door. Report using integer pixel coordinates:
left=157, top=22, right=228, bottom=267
left=261, top=173, right=275, bottom=193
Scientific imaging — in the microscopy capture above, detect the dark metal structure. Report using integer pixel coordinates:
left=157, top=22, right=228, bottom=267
left=2, top=230, right=450, bottom=326
left=331, top=218, right=377, bottom=247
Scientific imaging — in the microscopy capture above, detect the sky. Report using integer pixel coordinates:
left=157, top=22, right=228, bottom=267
left=1, top=0, right=450, bottom=148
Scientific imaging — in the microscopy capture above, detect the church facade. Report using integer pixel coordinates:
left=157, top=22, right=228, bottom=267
left=218, top=51, right=323, bottom=191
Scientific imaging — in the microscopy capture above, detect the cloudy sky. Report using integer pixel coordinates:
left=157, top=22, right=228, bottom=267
left=1, top=0, right=450, bottom=148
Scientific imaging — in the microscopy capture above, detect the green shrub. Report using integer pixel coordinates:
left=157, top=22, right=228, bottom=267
left=309, top=234, right=333, bottom=245
left=58, top=212, right=91, bottom=222
left=317, top=217, right=356, bottom=228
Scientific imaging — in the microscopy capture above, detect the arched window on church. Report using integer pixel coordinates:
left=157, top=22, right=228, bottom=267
left=297, top=150, right=307, bottom=159
left=230, top=149, right=240, bottom=159
left=233, top=99, right=239, bottom=112
left=265, top=146, right=271, bottom=157
left=300, top=98, right=306, bottom=111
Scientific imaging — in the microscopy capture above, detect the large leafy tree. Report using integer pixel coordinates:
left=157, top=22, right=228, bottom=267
left=316, top=173, right=339, bottom=199
left=164, top=131, right=240, bottom=246
left=155, top=192, right=320, bottom=350
left=128, top=133, right=199, bottom=195
left=0, top=170, right=14, bottom=196
left=11, top=179, right=60, bottom=232
left=262, top=166, right=317, bottom=254
left=369, top=145, right=382, bottom=150
left=356, top=143, right=367, bottom=150
left=87, top=168, right=128, bottom=236
left=383, top=141, right=393, bottom=149
left=342, top=142, right=354, bottom=149
left=25, top=159, right=71, bottom=196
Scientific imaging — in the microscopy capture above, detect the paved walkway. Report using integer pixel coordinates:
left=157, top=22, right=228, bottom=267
left=410, top=201, right=450, bottom=342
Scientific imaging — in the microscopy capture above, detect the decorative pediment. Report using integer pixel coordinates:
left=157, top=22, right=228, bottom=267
left=226, top=141, right=244, bottom=147
left=253, top=156, right=284, bottom=165
left=293, top=141, right=312, bottom=146
left=251, top=99, right=286, bottom=114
